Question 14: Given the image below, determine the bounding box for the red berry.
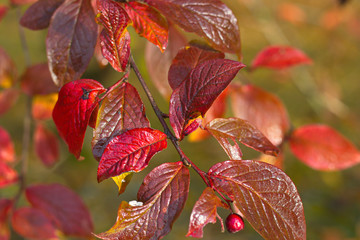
[225,213,244,233]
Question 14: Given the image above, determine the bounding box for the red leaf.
[230,84,290,146]
[0,161,18,188]
[32,93,58,120]
[97,128,167,182]
[251,46,312,70]
[290,125,360,170]
[97,0,131,72]
[0,5,8,22]
[0,89,19,116]
[20,0,64,30]
[145,26,187,99]
[34,123,59,168]
[52,79,105,159]
[97,162,189,240]
[168,41,225,90]
[0,127,15,163]
[124,2,168,51]
[47,0,97,86]
[20,63,59,95]
[88,103,99,128]
[0,199,12,240]
[11,207,57,239]
[92,81,150,161]
[26,183,94,238]
[0,47,17,88]
[169,59,245,140]
[144,0,241,56]
[206,118,279,160]
[186,187,228,238]
[209,160,306,240]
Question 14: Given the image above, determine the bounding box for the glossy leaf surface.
[47,0,97,86]
[209,160,306,240]
[206,118,279,160]
[169,59,245,139]
[0,89,19,116]
[32,93,58,120]
[0,161,18,188]
[97,162,189,240]
[0,199,12,240]
[93,81,149,160]
[11,207,57,239]
[230,84,290,146]
[0,127,15,163]
[52,79,105,159]
[124,2,168,51]
[251,46,312,70]
[20,0,64,30]
[186,187,228,238]
[144,0,241,55]
[290,125,360,170]
[34,123,59,168]
[97,128,167,182]
[26,183,94,238]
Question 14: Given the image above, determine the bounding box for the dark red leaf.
[209,160,306,240]
[97,0,131,72]
[26,183,94,238]
[32,93,58,120]
[20,63,59,95]
[124,2,168,51]
[20,0,64,30]
[186,187,228,238]
[97,162,189,240]
[230,84,290,146]
[0,127,15,163]
[0,89,19,116]
[92,81,149,161]
[169,59,245,140]
[0,161,18,188]
[144,0,241,55]
[47,0,97,86]
[88,103,99,128]
[0,5,8,22]
[251,46,312,70]
[168,41,225,90]
[0,199,12,240]
[52,79,105,159]
[145,25,187,99]
[290,124,360,170]
[206,118,279,160]
[34,123,59,168]
[11,207,57,239]
[0,47,16,88]
[97,127,167,182]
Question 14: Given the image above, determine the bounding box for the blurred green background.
[1,0,360,239]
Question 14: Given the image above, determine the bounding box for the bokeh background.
[1,0,360,239]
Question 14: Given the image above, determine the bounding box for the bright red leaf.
[168,41,225,90]
[230,84,290,146]
[92,81,150,161]
[34,123,59,168]
[144,0,241,56]
[0,199,12,240]
[97,0,131,72]
[0,5,8,22]
[26,183,94,238]
[206,118,279,160]
[0,127,14,163]
[97,162,189,240]
[169,59,245,140]
[11,207,57,239]
[47,0,97,86]
[52,79,105,159]
[97,127,167,182]
[0,89,19,116]
[209,160,306,240]
[124,2,168,51]
[251,45,312,70]
[0,161,18,188]
[186,187,228,238]
[20,0,64,30]
[290,124,360,170]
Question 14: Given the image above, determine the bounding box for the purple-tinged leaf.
[34,123,59,168]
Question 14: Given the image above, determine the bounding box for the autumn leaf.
[97,128,167,182]
[47,0,97,86]
[52,79,105,159]
[0,127,15,163]
[0,89,19,116]
[32,93,58,120]
[169,59,245,140]
[124,2,168,51]
[251,46,312,70]
[34,123,59,168]
[26,183,94,238]
[0,5,8,23]
[206,118,279,160]
[97,162,189,240]
[0,161,18,188]
[0,199,12,240]
[0,47,16,89]
[186,187,228,238]
[290,124,360,170]
[112,172,133,195]
[144,0,241,56]
[209,160,306,240]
